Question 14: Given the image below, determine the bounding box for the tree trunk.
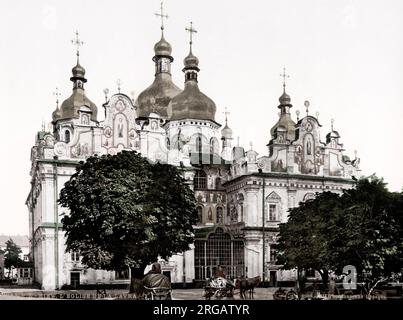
[318,269,329,291]
[129,266,146,295]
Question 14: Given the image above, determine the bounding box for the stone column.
[244,231,261,278]
[244,186,259,227]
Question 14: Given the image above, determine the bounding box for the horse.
[236,276,261,299]
[130,272,172,300]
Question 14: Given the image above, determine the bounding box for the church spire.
[57,31,98,123]
[183,21,199,82]
[221,107,233,144]
[278,67,292,113]
[155,1,168,37]
[186,21,197,55]
[52,87,61,122]
[153,1,173,74]
[280,66,289,94]
[70,30,87,90]
[270,67,296,142]
[71,30,83,65]
[136,2,181,119]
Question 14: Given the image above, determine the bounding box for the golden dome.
[168,81,216,122]
[136,73,182,118]
[154,35,172,57]
[58,61,97,122]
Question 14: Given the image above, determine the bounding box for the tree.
[330,176,403,293]
[59,151,198,293]
[275,191,342,288]
[4,238,23,278]
[276,175,403,294]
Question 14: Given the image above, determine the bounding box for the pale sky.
[1,0,402,235]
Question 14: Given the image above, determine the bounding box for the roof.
[0,235,30,248]
[137,73,182,118]
[59,88,98,122]
[168,81,216,122]
[190,152,231,166]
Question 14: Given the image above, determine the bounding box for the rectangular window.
[23,268,30,278]
[270,248,277,264]
[240,204,244,222]
[268,204,277,221]
[71,252,80,262]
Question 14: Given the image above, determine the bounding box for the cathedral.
[26,11,361,290]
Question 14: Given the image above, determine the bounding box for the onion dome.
[136,33,181,119]
[71,63,86,80]
[279,91,291,106]
[327,130,340,139]
[326,129,340,144]
[221,124,233,139]
[167,48,216,122]
[270,89,296,141]
[326,119,340,143]
[168,82,216,122]
[184,50,199,69]
[59,60,97,122]
[154,35,172,57]
[136,75,181,118]
[221,111,233,139]
[52,105,61,122]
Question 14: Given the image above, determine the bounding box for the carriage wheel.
[203,289,212,300]
[215,290,225,299]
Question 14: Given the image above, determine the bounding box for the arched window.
[194,228,245,280]
[196,136,202,153]
[237,194,244,222]
[266,192,281,222]
[210,138,219,154]
[194,170,207,189]
[65,130,70,143]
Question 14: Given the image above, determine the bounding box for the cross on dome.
[185,21,198,50]
[53,87,61,107]
[155,1,169,32]
[71,30,84,62]
[223,107,230,125]
[280,67,290,93]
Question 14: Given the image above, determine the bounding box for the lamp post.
[259,169,266,284]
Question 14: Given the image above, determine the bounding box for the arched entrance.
[194,227,244,280]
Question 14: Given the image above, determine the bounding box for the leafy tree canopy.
[59,151,198,277]
[276,175,403,286]
[4,238,23,269]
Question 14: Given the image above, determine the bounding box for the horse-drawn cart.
[143,286,172,300]
[203,277,235,300]
[140,271,172,300]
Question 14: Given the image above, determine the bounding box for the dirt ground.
[0,287,278,300]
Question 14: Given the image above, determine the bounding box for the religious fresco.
[100,94,138,154]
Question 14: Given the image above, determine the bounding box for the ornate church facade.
[26,18,360,290]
